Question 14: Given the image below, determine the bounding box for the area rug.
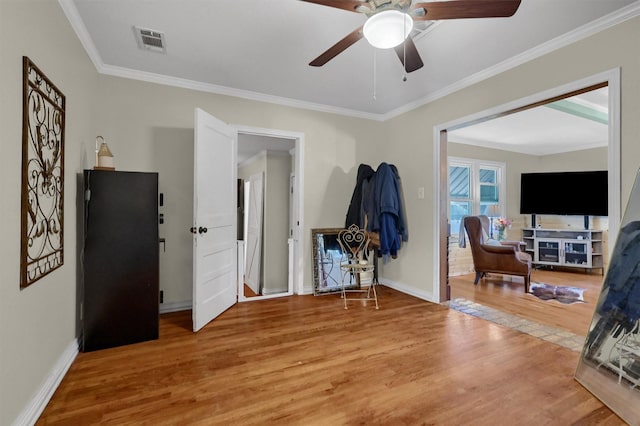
[529,282,585,304]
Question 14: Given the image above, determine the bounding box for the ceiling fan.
[302,0,522,73]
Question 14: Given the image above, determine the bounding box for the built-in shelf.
[522,228,604,274]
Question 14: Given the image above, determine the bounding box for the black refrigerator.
[80,170,159,352]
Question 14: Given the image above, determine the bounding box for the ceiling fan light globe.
[363,10,413,49]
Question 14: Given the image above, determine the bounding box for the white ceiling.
[449,86,609,156]
[61,0,638,155]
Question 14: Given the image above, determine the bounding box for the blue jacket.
[364,162,408,261]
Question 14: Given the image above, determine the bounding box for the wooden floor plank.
[37,286,622,425]
[450,269,604,336]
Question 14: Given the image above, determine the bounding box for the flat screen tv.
[520,171,608,216]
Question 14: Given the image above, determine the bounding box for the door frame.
[433,68,622,302]
[233,125,305,299]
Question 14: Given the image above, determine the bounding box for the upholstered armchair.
[463,216,532,292]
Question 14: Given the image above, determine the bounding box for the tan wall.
[2,1,640,424]
[0,1,99,424]
[263,153,292,294]
[91,75,386,302]
[238,153,267,181]
[154,127,195,306]
[377,17,640,299]
[238,151,291,295]
[1,2,385,422]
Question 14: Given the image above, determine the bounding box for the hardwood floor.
[450,268,604,336]
[244,283,258,298]
[37,286,622,425]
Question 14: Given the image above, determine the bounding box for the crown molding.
[57,0,382,121]
[97,64,384,121]
[58,0,105,70]
[59,0,640,122]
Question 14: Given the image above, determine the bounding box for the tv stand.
[522,228,604,274]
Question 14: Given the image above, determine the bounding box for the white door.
[192,108,237,332]
[244,172,264,295]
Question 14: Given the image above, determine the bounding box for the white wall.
[0,1,99,424]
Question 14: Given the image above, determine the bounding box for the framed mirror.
[312,228,357,295]
[575,170,640,424]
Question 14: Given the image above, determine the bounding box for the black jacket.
[345,164,375,228]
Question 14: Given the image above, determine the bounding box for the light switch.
[418,187,425,199]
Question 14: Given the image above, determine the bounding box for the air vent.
[134,26,166,53]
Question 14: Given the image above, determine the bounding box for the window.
[449,157,506,236]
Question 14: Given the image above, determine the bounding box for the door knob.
[198,226,208,234]
[189,227,197,234]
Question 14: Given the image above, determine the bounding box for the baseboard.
[12,339,79,426]
[379,277,438,303]
[262,288,288,296]
[159,300,192,314]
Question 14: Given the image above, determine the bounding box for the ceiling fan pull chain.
[373,48,377,101]
[402,15,408,82]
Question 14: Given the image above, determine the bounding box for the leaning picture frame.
[575,169,640,423]
[312,228,347,295]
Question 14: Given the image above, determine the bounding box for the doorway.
[235,126,304,302]
[433,69,621,304]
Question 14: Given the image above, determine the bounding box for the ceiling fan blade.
[394,37,424,73]
[309,26,364,67]
[411,0,521,20]
[299,0,368,13]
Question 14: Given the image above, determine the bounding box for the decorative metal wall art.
[20,56,66,288]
